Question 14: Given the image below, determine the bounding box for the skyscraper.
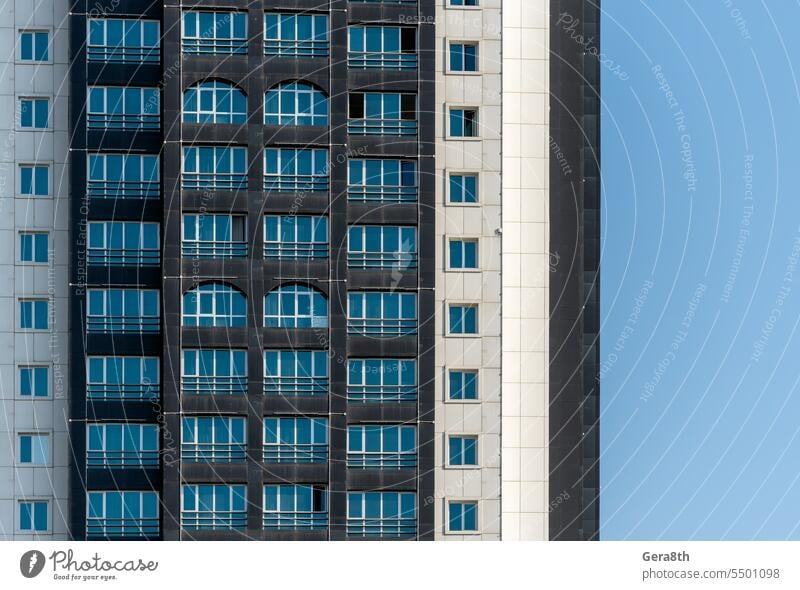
[1,0,599,541]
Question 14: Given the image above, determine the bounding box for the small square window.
[18,433,49,465]
[448,304,478,335]
[449,108,478,137]
[448,435,478,466]
[20,98,49,129]
[20,233,49,263]
[20,31,49,61]
[449,174,478,204]
[449,239,478,269]
[19,299,48,330]
[20,165,49,196]
[20,366,48,397]
[448,501,478,532]
[449,370,478,400]
[449,43,478,72]
[19,500,48,532]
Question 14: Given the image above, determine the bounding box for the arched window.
[264,81,328,126]
[183,80,247,124]
[264,285,327,328]
[183,282,247,327]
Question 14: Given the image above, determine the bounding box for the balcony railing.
[181,511,247,530]
[263,174,329,193]
[347,451,416,470]
[87,46,160,64]
[86,517,159,539]
[347,518,416,538]
[182,173,247,192]
[182,39,247,55]
[263,375,328,397]
[264,39,328,58]
[182,241,247,259]
[347,384,416,403]
[347,184,417,203]
[87,449,160,469]
[263,511,328,531]
[347,252,417,270]
[348,51,417,70]
[87,179,159,200]
[263,443,328,463]
[86,316,159,333]
[87,113,160,131]
[87,383,159,401]
[181,442,246,463]
[88,247,160,267]
[181,376,247,396]
[347,118,417,136]
[263,242,328,260]
[347,318,417,337]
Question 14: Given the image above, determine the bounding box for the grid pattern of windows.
[347,359,416,403]
[347,292,417,336]
[264,350,328,396]
[264,285,328,329]
[182,146,247,191]
[20,31,48,61]
[20,165,48,196]
[263,485,327,531]
[183,81,247,124]
[20,233,48,263]
[347,492,416,538]
[19,299,48,330]
[263,148,329,192]
[347,425,416,469]
[348,92,417,135]
[183,214,247,258]
[87,87,160,130]
[87,491,159,539]
[18,434,49,465]
[264,215,328,260]
[448,435,478,466]
[88,153,159,200]
[87,19,160,63]
[264,13,328,57]
[86,289,159,333]
[182,417,246,462]
[182,283,246,327]
[182,484,247,530]
[347,226,417,269]
[263,417,328,463]
[19,501,48,532]
[20,366,48,398]
[181,349,247,396]
[86,424,159,468]
[20,98,48,129]
[87,221,159,266]
[182,11,247,55]
[87,356,159,400]
[348,26,416,70]
[348,159,417,202]
[265,82,328,126]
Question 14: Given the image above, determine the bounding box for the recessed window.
[448,435,478,466]
[449,43,478,72]
[448,501,478,533]
[19,98,49,129]
[20,233,48,263]
[18,433,49,465]
[19,500,48,532]
[449,108,478,137]
[448,304,478,335]
[264,13,329,58]
[449,239,478,269]
[87,289,159,333]
[19,299,48,330]
[265,82,328,126]
[449,173,478,204]
[264,285,328,329]
[448,370,478,401]
[19,31,49,61]
[19,165,49,196]
[20,366,48,397]
[87,491,159,539]
[182,283,246,328]
[87,86,160,130]
[182,11,247,55]
[348,92,417,136]
[88,18,160,64]
[183,81,247,124]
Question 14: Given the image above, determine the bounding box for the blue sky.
[601,1,800,539]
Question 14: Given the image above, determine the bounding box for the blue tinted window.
[449,108,478,137]
[20,300,48,330]
[20,31,48,61]
[449,174,478,203]
[20,98,48,129]
[449,43,478,71]
[20,501,48,532]
[448,370,478,400]
[448,501,477,532]
[20,233,48,263]
[448,436,478,466]
[20,165,48,196]
[449,239,478,269]
[449,305,478,334]
[20,366,48,397]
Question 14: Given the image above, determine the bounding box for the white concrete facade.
[0,0,70,540]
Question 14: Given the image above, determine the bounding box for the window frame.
[348,92,418,136]
[447,237,480,271]
[18,499,50,533]
[18,365,49,398]
[347,358,417,403]
[86,86,160,130]
[446,368,480,403]
[87,221,160,267]
[263,12,330,57]
[181,348,248,396]
[447,40,480,74]
[17,432,50,466]
[447,302,479,336]
[264,285,329,329]
[19,232,49,264]
[347,225,418,270]
[263,147,329,193]
[446,500,480,534]
[18,298,49,331]
[182,213,248,258]
[182,282,247,328]
[87,355,160,401]
[346,424,417,470]
[348,25,417,70]
[263,215,329,260]
[181,11,248,55]
[447,106,480,139]
[182,146,248,192]
[446,434,479,468]
[86,289,159,333]
[18,163,50,197]
[264,81,329,126]
[183,80,248,124]
[88,152,160,200]
[263,349,329,397]
[263,484,328,531]
[181,484,247,531]
[19,30,50,62]
[446,171,480,206]
[87,18,160,63]
[18,97,49,130]
[86,422,160,468]
[181,416,247,462]
[86,490,159,539]
[347,158,418,203]
[347,291,418,337]
[263,416,329,463]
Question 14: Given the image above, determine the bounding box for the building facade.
[0,0,599,541]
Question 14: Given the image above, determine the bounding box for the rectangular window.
[87,86,160,130]
[448,239,478,269]
[182,416,246,462]
[20,31,49,61]
[448,435,478,466]
[88,153,159,200]
[264,350,328,397]
[88,221,160,266]
[19,299,48,330]
[182,11,247,55]
[347,491,416,538]
[19,165,49,196]
[19,98,48,129]
[87,19,160,63]
[348,159,417,203]
[449,173,478,203]
[19,501,48,532]
[19,366,48,397]
[448,370,478,400]
[347,292,417,336]
[87,289,159,333]
[87,491,159,539]
[18,433,49,465]
[348,26,416,70]
[448,501,478,532]
[348,93,417,136]
[449,108,479,137]
[263,417,328,463]
[264,13,329,57]
[449,42,478,72]
[87,356,159,400]
[181,484,247,530]
[181,349,247,396]
[263,215,328,260]
[19,233,48,263]
[182,146,247,191]
[347,359,416,403]
[347,225,417,269]
[263,148,329,193]
[347,425,416,469]
[448,304,478,335]
[182,214,247,258]
[263,485,327,531]
[87,423,159,468]
[450,0,478,5]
